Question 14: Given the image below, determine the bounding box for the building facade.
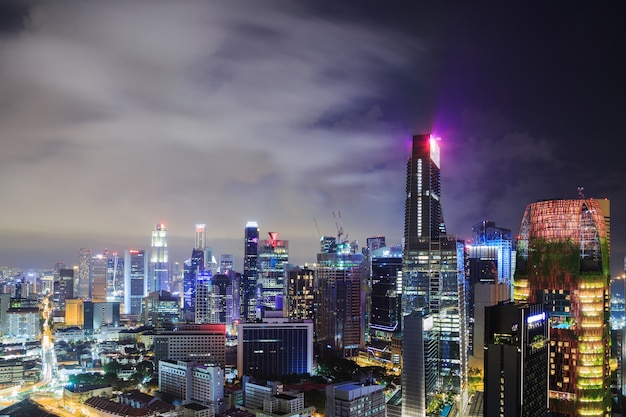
[242,221,259,322]
[513,197,611,416]
[484,302,548,417]
[314,240,365,358]
[325,381,386,417]
[285,265,315,321]
[124,249,147,315]
[149,223,169,293]
[257,232,288,315]
[467,221,514,357]
[401,134,468,410]
[237,318,313,378]
[153,324,226,367]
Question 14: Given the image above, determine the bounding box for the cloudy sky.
[1,1,624,277]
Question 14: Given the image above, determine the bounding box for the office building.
[90,252,108,300]
[184,247,205,322]
[52,268,74,320]
[149,223,169,293]
[467,221,514,357]
[5,305,40,339]
[153,324,226,366]
[124,249,148,315]
[257,232,288,315]
[107,251,124,300]
[484,302,548,417]
[143,290,181,329]
[401,134,468,410]
[401,312,437,417]
[237,317,313,378]
[195,270,213,324]
[369,245,402,364]
[219,254,234,273]
[285,265,315,321]
[315,239,365,358]
[83,300,120,334]
[76,247,92,299]
[513,196,611,416]
[326,380,386,417]
[158,360,223,407]
[243,221,259,321]
[203,272,238,335]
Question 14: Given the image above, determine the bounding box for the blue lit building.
[124,249,147,316]
[467,220,514,356]
[237,317,313,378]
[257,232,288,316]
[243,221,259,322]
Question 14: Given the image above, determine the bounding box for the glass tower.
[257,232,289,315]
[124,249,147,315]
[401,134,468,411]
[243,221,259,321]
[149,223,169,293]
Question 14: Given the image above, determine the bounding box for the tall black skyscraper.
[401,134,468,413]
[484,302,548,417]
[243,221,259,321]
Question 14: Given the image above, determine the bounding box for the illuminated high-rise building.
[242,221,259,321]
[124,249,147,315]
[369,245,403,364]
[467,221,513,357]
[286,265,315,321]
[183,225,207,321]
[149,223,169,293]
[107,252,124,300]
[90,253,108,300]
[219,254,234,273]
[513,196,611,416]
[257,232,288,315]
[76,248,92,299]
[315,240,364,358]
[483,302,548,417]
[401,134,468,411]
[195,224,206,251]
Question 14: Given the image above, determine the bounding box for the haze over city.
[1,1,624,277]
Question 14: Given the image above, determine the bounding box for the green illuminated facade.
[514,197,611,417]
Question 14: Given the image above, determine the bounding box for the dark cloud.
[0,1,624,278]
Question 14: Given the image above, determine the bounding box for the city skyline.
[0,2,625,277]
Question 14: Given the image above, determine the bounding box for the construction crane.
[333,210,348,243]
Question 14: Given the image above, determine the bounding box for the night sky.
[1,1,625,277]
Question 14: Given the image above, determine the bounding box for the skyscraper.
[76,248,92,299]
[242,221,259,321]
[401,312,438,417]
[285,265,315,321]
[149,223,169,293]
[184,224,207,322]
[257,232,288,315]
[513,196,611,416]
[124,249,147,315]
[90,253,108,300]
[467,221,513,357]
[369,245,403,364]
[401,134,468,410]
[315,239,364,358]
[484,302,548,417]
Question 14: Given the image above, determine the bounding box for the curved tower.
[514,197,611,417]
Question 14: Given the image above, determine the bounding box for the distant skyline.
[1,2,624,277]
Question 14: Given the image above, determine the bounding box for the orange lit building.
[514,196,611,416]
